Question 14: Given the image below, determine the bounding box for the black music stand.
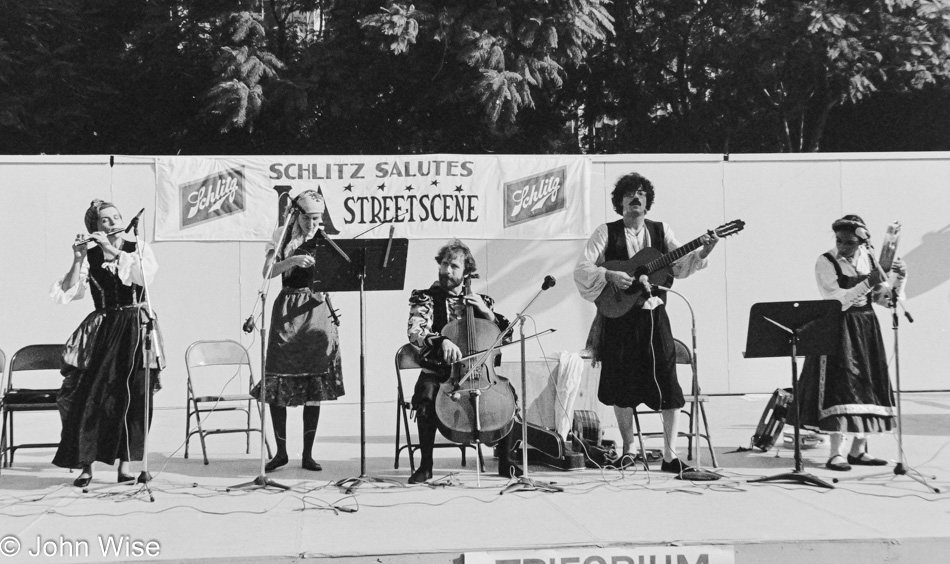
[744,300,841,489]
[304,236,409,493]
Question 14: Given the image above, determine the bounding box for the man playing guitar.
[573,172,718,475]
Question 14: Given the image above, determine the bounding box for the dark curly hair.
[610,172,655,215]
[435,239,477,275]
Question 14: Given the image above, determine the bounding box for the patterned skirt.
[250,288,344,407]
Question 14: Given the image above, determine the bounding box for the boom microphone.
[242,316,255,334]
[125,208,146,233]
[542,275,556,291]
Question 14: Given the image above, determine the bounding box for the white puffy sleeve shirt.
[574,222,708,308]
[815,246,906,311]
[49,242,159,304]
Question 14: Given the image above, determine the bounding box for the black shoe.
[302,457,323,471]
[660,458,694,474]
[265,454,289,472]
[826,456,852,471]
[847,453,888,466]
[408,467,432,484]
[117,473,136,484]
[73,475,92,488]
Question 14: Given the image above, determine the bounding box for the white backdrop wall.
[2,154,948,415]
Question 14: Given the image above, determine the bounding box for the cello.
[434,274,517,447]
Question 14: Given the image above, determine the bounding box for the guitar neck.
[645,237,703,273]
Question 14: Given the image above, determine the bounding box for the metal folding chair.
[393,343,482,472]
[0,344,64,468]
[185,340,270,464]
[633,337,718,467]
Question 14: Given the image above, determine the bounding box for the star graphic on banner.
[377,183,386,191]
[455,185,464,192]
[405,185,415,192]
[343,184,353,192]
[430,180,440,187]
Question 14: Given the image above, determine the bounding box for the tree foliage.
[358,0,614,133]
[0,0,112,153]
[203,11,285,133]
[580,0,950,153]
[2,0,950,155]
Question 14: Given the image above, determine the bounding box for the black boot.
[409,416,436,484]
[265,406,289,472]
[301,405,322,471]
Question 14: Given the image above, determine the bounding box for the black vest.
[822,251,875,308]
[605,219,669,302]
[86,241,145,311]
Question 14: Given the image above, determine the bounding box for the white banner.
[465,546,735,564]
[154,155,591,241]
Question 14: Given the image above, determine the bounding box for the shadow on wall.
[902,223,950,299]
[490,239,571,319]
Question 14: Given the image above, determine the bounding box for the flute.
[73,228,124,246]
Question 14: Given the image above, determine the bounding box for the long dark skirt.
[597,304,684,411]
[251,288,344,407]
[53,307,163,468]
[797,304,894,434]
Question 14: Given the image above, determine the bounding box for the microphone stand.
[501,277,562,494]
[229,208,298,492]
[656,286,720,481]
[858,286,938,492]
[129,215,156,500]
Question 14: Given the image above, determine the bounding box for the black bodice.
[822,252,867,290]
[281,247,313,289]
[86,241,145,310]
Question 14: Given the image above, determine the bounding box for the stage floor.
[1,393,948,564]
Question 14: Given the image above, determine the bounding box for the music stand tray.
[302,236,408,293]
[300,235,409,492]
[743,300,842,489]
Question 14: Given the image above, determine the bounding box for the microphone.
[242,316,255,333]
[542,275,556,291]
[125,208,145,233]
[383,224,395,268]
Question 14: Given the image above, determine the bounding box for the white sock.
[829,433,847,460]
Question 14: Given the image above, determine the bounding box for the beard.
[439,271,463,291]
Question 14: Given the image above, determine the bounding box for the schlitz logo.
[180,167,246,229]
[504,166,566,227]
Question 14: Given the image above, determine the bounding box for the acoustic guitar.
[594,219,746,318]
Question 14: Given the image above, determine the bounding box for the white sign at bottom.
[465,546,736,564]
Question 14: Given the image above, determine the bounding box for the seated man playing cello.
[406,239,515,484]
